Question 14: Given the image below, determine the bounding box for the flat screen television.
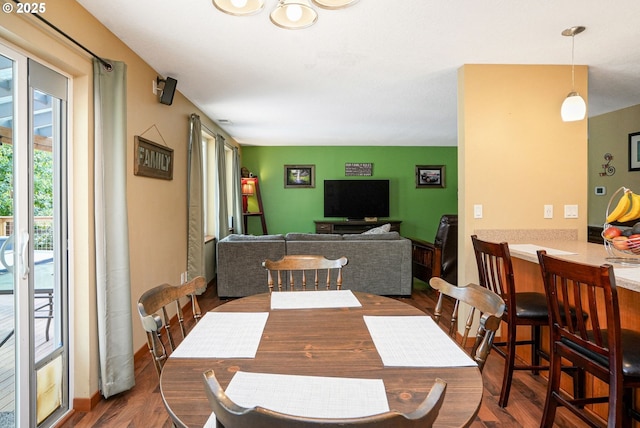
[324,179,390,220]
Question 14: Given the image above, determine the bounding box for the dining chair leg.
[531,325,541,376]
[499,323,518,407]
[540,347,562,428]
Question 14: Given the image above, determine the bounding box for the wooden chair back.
[262,255,348,292]
[203,369,446,428]
[471,235,515,309]
[429,277,505,372]
[137,276,205,377]
[537,250,627,426]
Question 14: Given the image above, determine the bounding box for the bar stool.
[537,250,640,428]
[471,235,551,407]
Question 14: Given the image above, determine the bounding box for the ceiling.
[77,0,640,147]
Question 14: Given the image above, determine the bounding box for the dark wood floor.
[58,282,587,428]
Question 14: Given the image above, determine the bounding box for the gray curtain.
[93,59,135,398]
[230,147,243,235]
[215,134,231,238]
[187,114,205,282]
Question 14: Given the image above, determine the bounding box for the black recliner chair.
[412,214,458,285]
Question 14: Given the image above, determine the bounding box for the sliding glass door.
[0,43,69,428]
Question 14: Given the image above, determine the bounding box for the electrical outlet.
[564,204,579,219]
[473,204,483,219]
[544,205,553,219]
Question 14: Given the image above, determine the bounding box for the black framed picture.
[416,165,445,188]
[284,164,315,188]
[629,132,640,171]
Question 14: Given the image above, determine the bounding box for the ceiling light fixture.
[212,0,265,16]
[213,0,357,29]
[560,26,587,122]
[311,0,359,9]
[270,0,317,29]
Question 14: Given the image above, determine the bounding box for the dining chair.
[262,255,348,292]
[137,276,205,377]
[429,277,506,372]
[202,369,447,428]
[471,235,554,407]
[537,250,640,428]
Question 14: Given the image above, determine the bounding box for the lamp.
[560,26,587,122]
[311,0,359,9]
[242,181,255,213]
[270,0,318,30]
[213,0,357,30]
[212,0,264,16]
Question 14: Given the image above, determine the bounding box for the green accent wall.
[241,146,457,241]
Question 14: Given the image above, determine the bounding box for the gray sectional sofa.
[216,232,412,298]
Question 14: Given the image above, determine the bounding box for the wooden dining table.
[160,291,483,428]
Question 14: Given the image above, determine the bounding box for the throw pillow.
[362,223,391,235]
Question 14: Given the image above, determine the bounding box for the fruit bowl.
[602,186,640,264]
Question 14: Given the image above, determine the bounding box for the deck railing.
[0,216,54,251]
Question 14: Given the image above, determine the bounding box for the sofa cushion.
[223,233,285,242]
[285,233,343,241]
[344,231,401,241]
[362,223,391,234]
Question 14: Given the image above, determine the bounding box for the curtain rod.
[11,0,113,71]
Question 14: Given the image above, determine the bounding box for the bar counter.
[506,239,640,337]
[506,239,640,426]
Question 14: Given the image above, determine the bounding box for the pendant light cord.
[571,34,576,91]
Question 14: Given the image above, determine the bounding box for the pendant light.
[270,0,318,30]
[560,26,587,122]
[311,0,359,9]
[212,0,265,16]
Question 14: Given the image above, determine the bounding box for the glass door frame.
[0,41,70,428]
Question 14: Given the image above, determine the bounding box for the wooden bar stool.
[471,235,552,407]
[537,250,640,428]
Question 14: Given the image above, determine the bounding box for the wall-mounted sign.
[134,136,173,180]
[345,162,373,176]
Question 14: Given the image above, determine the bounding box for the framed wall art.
[629,132,640,171]
[416,165,445,188]
[284,164,315,188]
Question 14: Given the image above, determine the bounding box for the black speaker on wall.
[159,76,177,105]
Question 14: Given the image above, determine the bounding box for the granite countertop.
[507,240,640,293]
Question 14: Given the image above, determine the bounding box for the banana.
[617,192,640,223]
[606,188,633,223]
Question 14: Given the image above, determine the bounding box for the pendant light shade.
[560,26,586,122]
[561,91,587,122]
[311,0,359,9]
[270,0,318,29]
[212,0,264,16]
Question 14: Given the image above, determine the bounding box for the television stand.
[314,220,401,235]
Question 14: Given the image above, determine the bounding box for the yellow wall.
[0,0,234,402]
[588,104,640,225]
[458,64,588,287]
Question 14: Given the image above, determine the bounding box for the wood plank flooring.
[57,281,587,428]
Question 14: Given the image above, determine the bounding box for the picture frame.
[284,164,315,188]
[629,132,640,171]
[416,165,445,188]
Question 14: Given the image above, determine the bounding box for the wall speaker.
[158,76,177,105]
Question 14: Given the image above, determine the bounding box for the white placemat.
[270,289,362,309]
[170,311,268,358]
[364,315,477,367]
[613,267,640,282]
[224,371,389,419]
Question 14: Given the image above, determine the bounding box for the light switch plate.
[544,205,553,219]
[473,204,483,219]
[564,204,578,219]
